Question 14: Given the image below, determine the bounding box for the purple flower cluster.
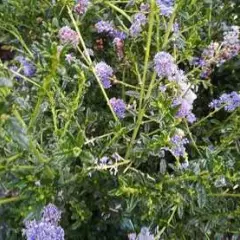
[173,98,196,123]
[95,62,113,89]
[154,52,197,122]
[129,13,147,37]
[94,61,126,120]
[65,53,76,64]
[128,227,154,240]
[140,3,150,12]
[223,26,240,51]
[209,91,240,112]
[42,203,61,225]
[58,26,79,48]
[23,61,36,77]
[95,153,121,175]
[110,97,126,119]
[23,204,64,240]
[156,0,175,17]
[74,0,89,15]
[170,134,189,157]
[196,26,240,78]
[154,52,178,79]
[95,21,126,40]
[173,22,179,33]
[154,53,189,83]
[11,56,36,78]
[95,20,114,34]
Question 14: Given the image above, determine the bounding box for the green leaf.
[196,183,207,208]
[160,159,167,174]
[80,151,95,166]
[0,78,13,87]
[5,117,29,149]
[0,196,22,205]
[42,165,55,180]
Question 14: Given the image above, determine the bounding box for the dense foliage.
[0,0,240,239]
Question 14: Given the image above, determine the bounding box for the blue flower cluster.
[209,91,240,112]
[128,226,154,240]
[74,0,89,15]
[10,56,36,79]
[129,13,147,37]
[154,52,177,79]
[154,51,197,123]
[110,97,126,119]
[58,26,79,48]
[173,98,196,123]
[128,2,150,38]
[95,61,113,89]
[140,3,150,12]
[42,203,62,225]
[95,20,126,40]
[156,0,175,17]
[23,203,64,240]
[195,26,240,78]
[170,134,189,158]
[94,19,127,118]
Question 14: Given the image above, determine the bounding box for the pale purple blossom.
[140,3,150,12]
[129,13,147,37]
[173,22,179,33]
[170,134,189,157]
[95,21,126,39]
[154,52,178,79]
[113,31,127,40]
[23,220,64,240]
[74,0,89,15]
[186,113,196,123]
[65,53,76,64]
[128,233,137,240]
[223,26,239,48]
[23,62,36,77]
[169,69,186,82]
[173,98,196,123]
[58,26,79,48]
[42,203,62,225]
[96,154,120,175]
[209,91,240,112]
[154,52,197,121]
[95,21,114,34]
[196,26,240,78]
[156,0,175,17]
[175,99,192,117]
[159,85,167,92]
[137,227,154,240]
[110,98,126,119]
[14,56,36,78]
[23,204,64,240]
[95,62,113,89]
